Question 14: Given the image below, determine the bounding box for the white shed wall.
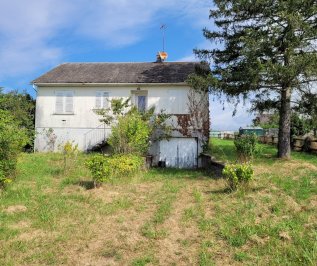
[159,138,198,168]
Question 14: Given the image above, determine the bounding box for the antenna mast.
[160,24,167,52]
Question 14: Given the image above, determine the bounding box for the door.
[159,138,198,168]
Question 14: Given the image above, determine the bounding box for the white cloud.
[0,0,212,81]
[210,100,255,131]
[178,54,198,62]
[0,0,73,80]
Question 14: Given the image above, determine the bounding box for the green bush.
[222,163,254,191]
[0,110,28,186]
[0,169,12,188]
[234,134,258,162]
[96,99,171,156]
[108,110,151,155]
[59,140,79,173]
[0,89,35,150]
[85,154,144,184]
[302,136,313,153]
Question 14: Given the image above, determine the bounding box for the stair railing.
[84,124,111,151]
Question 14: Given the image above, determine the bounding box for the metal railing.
[84,124,111,151]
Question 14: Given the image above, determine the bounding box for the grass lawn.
[0,140,316,265]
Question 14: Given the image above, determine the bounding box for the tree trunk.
[278,87,292,158]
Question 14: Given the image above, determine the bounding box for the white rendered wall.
[34,84,191,152]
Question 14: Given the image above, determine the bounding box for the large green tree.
[0,89,35,149]
[191,0,317,158]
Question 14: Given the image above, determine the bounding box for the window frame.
[95,91,110,109]
[54,90,74,115]
[132,90,148,112]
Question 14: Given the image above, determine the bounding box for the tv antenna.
[160,24,167,52]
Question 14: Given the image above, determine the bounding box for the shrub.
[0,110,28,187]
[234,134,258,162]
[302,136,313,152]
[59,140,79,173]
[96,99,171,156]
[0,89,35,150]
[222,163,254,191]
[108,110,151,155]
[0,169,12,188]
[85,154,144,185]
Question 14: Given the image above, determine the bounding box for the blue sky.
[0,0,254,130]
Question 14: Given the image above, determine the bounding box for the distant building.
[239,127,264,136]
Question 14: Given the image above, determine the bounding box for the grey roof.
[32,62,200,84]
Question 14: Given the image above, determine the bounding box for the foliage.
[290,113,312,137]
[191,1,317,159]
[0,89,35,149]
[96,98,171,155]
[0,169,12,188]
[234,134,259,162]
[222,163,254,191]
[295,92,317,136]
[254,111,313,137]
[302,136,313,153]
[253,112,279,129]
[85,154,144,184]
[95,98,130,125]
[59,140,79,173]
[0,110,28,186]
[108,108,151,155]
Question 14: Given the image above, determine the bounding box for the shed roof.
[32,62,200,84]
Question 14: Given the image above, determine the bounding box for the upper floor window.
[168,89,185,114]
[55,91,74,114]
[95,91,109,109]
[133,91,147,112]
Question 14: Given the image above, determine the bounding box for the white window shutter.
[65,91,73,113]
[103,92,109,108]
[95,91,102,109]
[55,92,64,114]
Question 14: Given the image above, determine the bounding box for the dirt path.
[156,182,201,265]
[64,182,164,265]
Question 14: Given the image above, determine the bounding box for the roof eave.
[32,82,189,87]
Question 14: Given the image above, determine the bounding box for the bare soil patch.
[5,205,27,214]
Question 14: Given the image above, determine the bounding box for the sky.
[0,0,254,130]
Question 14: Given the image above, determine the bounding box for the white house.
[32,59,209,168]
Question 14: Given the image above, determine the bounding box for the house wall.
[34,83,209,167]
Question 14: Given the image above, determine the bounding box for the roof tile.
[32,62,200,84]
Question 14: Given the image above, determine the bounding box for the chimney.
[156,51,168,63]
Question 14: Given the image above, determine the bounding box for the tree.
[190,1,317,158]
[294,91,317,136]
[0,89,35,149]
[95,98,171,155]
[0,110,28,185]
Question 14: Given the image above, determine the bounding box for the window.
[55,91,74,114]
[133,91,147,112]
[95,91,109,109]
[137,95,146,112]
[168,89,184,114]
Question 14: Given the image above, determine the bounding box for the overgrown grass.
[208,138,317,265]
[0,147,316,265]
